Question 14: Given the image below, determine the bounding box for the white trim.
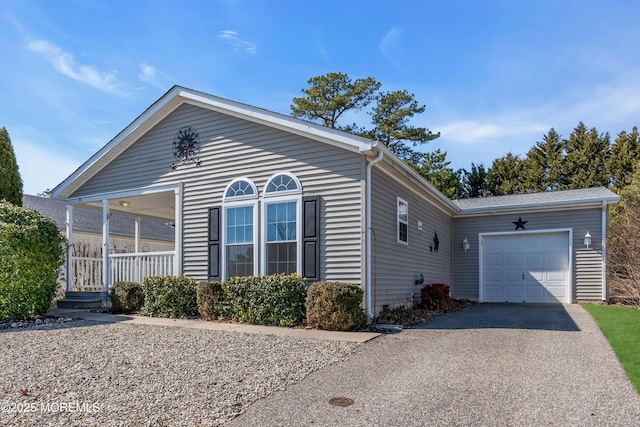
[365,151,384,318]
[397,197,409,245]
[102,200,110,294]
[65,204,73,292]
[221,200,259,280]
[65,183,180,205]
[260,194,303,276]
[478,228,573,304]
[174,183,182,275]
[223,177,258,201]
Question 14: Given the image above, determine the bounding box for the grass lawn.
[583,304,640,393]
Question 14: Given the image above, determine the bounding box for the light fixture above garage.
[584,231,592,248]
[119,200,130,207]
[462,237,470,252]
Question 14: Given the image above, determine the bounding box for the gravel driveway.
[229,303,640,426]
[0,320,359,426]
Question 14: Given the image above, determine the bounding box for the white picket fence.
[71,252,176,291]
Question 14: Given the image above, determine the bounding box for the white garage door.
[481,231,570,303]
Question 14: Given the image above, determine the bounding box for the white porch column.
[135,216,141,253]
[65,204,73,292]
[102,200,110,292]
[174,185,182,275]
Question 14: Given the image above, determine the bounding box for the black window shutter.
[208,207,221,280]
[302,196,320,282]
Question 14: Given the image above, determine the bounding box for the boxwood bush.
[224,273,307,327]
[140,275,198,318]
[110,281,144,314]
[0,201,65,321]
[305,281,368,331]
[197,280,229,320]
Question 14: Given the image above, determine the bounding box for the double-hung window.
[223,178,258,278]
[262,173,302,275]
[397,197,408,244]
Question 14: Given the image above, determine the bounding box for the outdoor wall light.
[584,231,592,248]
[462,237,470,252]
[119,200,130,207]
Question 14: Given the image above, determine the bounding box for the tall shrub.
[306,281,368,331]
[224,273,307,327]
[0,127,23,206]
[0,201,65,321]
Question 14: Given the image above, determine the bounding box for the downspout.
[365,150,384,318]
[601,201,607,301]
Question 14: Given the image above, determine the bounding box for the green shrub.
[418,283,451,310]
[305,281,368,331]
[225,273,307,327]
[140,275,198,318]
[110,281,144,314]
[197,281,229,320]
[0,201,65,321]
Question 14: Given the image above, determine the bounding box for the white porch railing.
[70,251,176,291]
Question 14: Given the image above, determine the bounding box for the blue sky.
[2,0,640,195]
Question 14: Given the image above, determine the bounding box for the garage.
[480,230,570,303]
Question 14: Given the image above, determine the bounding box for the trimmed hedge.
[140,275,198,318]
[306,281,368,331]
[224,273,307,327]
[0,201,65,321]
[197,281,229,320]
[110,281,144,314]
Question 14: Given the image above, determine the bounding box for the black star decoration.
[513,217,528,230]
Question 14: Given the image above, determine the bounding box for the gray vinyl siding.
[71,103,365,283]
[452,207,604,302]
[370,167,453,313]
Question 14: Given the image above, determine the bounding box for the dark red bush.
[419,283,451,310]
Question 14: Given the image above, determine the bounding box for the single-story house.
[51,86,619,315]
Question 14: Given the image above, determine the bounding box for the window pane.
[227,244,253,277]
[266,242,297,275]
[267,204,276,222]
[287,202,296,220]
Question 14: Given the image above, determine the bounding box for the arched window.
[224,178,258,201]
[262,173,302,275]
[264,173,301,196]
[222,178,258,278]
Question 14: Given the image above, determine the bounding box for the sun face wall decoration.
[172,126,202,169]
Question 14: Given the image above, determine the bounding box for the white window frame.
[397,197,409,245]
[261,172,303,276]
[222,178,259,279]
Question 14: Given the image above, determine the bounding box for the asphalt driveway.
[228,303,640,426]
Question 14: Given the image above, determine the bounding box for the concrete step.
[58,291,104,309]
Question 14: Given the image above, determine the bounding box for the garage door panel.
[481,231,569,303]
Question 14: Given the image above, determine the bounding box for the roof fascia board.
[454,199,617,218]
[65,183,180,205]
[178,90,374,154]
[373,144,460,215]
[52,86,184,199]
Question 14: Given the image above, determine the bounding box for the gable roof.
[453,187,620,215]
[23,194,175,241]
[52,85,377,200]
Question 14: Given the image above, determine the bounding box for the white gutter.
[365,150,384,318]
[602,201,608,301]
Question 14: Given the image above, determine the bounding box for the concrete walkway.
[45,308,380,343]
[227,303,640,427]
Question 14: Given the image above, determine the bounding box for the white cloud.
[379,27,403,68]
[218,30,257,53]
[27,39,124,95]
[137,62,171,90]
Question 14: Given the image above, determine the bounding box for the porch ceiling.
[81,191,175,221]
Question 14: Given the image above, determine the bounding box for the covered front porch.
[63,185,181,307]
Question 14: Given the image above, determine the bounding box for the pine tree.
[461,163,489,198]
[607,127,640,193]
[563,122,610,189]
[521,128,565,192]
[414,149,462,199]
[487,152,523,196]
[0,127,23,206]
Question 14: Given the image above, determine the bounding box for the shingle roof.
[453,187,619,213]
[22,194,174,241]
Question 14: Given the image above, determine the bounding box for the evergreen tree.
[487,152,523,196]
[521,128,565,192]
[0,127,23,206]
[461,163,489,198]
[414,149,462,199]
[607,127,640,193]
[563,122,610,189]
